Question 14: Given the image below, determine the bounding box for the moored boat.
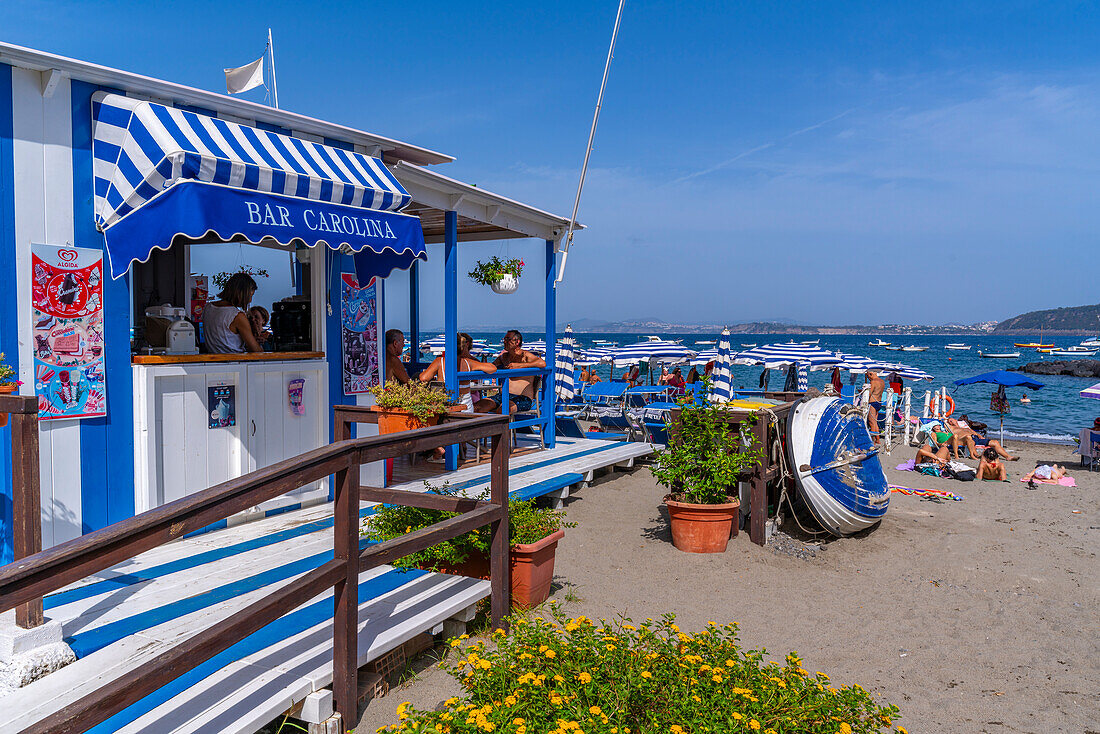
[868,338,891,347]
[740,343,757,348]
[945,343,971,350]
[1051,348,1098,358]
[979,351,1021,358]
[900,345,928,352]
[787,396,890,536]
[1080,337,1100,348]
[1014,342,1054,349]
[800,339,820,345]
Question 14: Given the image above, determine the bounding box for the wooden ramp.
[3,438,652,734]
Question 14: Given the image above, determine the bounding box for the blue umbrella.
[953,370,1044,390]
[711,328,734,402]
[734,342,840,370]
[610,340,697,366]
[953,370,1044,443]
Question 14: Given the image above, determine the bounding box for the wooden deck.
[2,437,653,733]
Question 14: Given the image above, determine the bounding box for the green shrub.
[649,380,764,505]
[362,483,574,571]
[383,610,903,734]
[468,256,525,287]
[370,380,454,422]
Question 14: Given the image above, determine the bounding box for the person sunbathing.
[1022,463,1066,487]
[947,416,1018,460]
[915,433,950,468]
[977,447,1008,481]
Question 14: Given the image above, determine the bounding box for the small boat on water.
[800,339,820,345]
[740,343,757,348]
[787,396,890,536]
[868,339,891,347]
[1080,337,1100,348]
[884,345,903,351]
[1051,348,1098,358]
[900,345,928,352]
[694,340,716,345]
[1014,342,1054,349]
[945,344,971,350]
[979,351,1021,358]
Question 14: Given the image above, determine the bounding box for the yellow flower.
[513,719,525,726]
[897,728,909,734]
[553,674,564,682]
[577,672,592,684]
[641,671,652,679]
[396,702,410,719]
[589,706,602,716]
[445,698,459,706]
[711,674,722,683]
[478,659,492,669]
[692,695,701,703]
[670,727,684,734]
[504,696,516,706]
[544,649,557,659]
[450,639,462,648]
[605,644,616,651]
[732,713,743,721]
[670,624,680,633]
[725,659,735,667]
[839,725,852,734]
[749,721,761,731]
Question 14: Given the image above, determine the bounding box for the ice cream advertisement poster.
[340,273,378,395]
[31,244,106,420]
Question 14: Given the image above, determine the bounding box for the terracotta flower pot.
[665,496,741,553]
[0,383,17,394]
[370,404,467,435]
[510,529,565,608]
[416,529,566,608]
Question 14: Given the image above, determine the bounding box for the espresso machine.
[271,298,312,351]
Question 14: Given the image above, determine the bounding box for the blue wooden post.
[408,260,420,362]
[444,210,459,470]
[543,239,557,448]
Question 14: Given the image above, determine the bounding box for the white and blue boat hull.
[787,397,890,536]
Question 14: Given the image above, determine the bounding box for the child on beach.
[977,447,1008,481]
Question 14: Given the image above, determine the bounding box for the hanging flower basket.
[490,274,519,295]
[469,256,524,294]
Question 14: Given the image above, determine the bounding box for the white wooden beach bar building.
[0,40,579,564]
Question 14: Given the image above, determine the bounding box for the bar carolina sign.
[102,180,427,280]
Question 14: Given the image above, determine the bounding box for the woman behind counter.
[202,273,263,353]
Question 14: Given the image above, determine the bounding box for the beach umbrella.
[521,340,548,353]
[733,342,841,370]
[418,335,493,356]
[832,352,879,372]
[876,362,934,382]
[609,340,697,367]
[953,370,1044,443]
[797,363,808,391]
[574,347,613,366]
[1081,382,1100,400]
[554,327,576,403]
[711,328,734,402]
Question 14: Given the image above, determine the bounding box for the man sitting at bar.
[489,330,546,414]
[202,273,263,353]
[384,329,411,384]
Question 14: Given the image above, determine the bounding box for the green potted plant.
[368,379,459,434]
[210,265,269,289]
[363,483,574,608]
[0,353,21,394]
[649,382,763,553]
[468,256,524,294]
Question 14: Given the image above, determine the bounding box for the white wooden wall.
[11,68,84,548]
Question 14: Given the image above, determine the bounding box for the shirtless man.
[866,370,886,444]
[490,330,546,414]
[384,329,410,385]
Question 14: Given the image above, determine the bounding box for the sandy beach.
[355,439,1097,733]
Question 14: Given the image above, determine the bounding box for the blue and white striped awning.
[1081,382,1100,400]
[91,93,426,280]
[733,342,840,370]
[710,329,734,402]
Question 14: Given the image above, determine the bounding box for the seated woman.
[666,366,686,392]
[947,416,1018,461]
[915,431,951,468]
[621,365,641,387]
[202,273,263,354]
[977,447,1008,481]
[686,366,701,384]
[418,332,497,413]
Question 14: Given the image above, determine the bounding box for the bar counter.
[132,351,325,365]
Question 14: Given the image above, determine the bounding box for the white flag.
[224,56,265,94]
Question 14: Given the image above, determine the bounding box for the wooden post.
[332,461,359,725]
[748,416,768,546]
[489,428,511,630]
[12,406,44,629]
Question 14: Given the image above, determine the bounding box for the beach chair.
[1088,430,1100,472]
[581,381,629,407]
[625,384,670,409]
[643,421,670,445]
[598,409,644,441]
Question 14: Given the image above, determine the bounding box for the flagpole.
[267,28,280,109]
[556,0,625,285]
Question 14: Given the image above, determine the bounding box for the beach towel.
[895,459,916,471]
[1018,476,1076,487]
[889,484,964,501]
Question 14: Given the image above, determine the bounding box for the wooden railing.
[0,394,43,629]
[0,408,511,734]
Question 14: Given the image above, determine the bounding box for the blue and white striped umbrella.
[610,340,697,366]
[832,352,880,372]
[418,335,494,357]
[555,327,577,402]
[797,363,808,391]
[733,342,841,370]
[574,347,615,366]
[1081,382,1100,400]
[711,329,735,401]
[688,350,718,366]
[876,362,934,381]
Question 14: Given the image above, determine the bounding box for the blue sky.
[3,1,1099,328]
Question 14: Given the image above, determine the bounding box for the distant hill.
[993,304,1100,335]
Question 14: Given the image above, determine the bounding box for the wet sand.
[356,440,1098,733]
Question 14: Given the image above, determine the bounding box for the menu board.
[31,244,106,420]
[340,273,378,395]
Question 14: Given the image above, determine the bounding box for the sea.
[465,331,1097,445]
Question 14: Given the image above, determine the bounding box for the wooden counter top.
[132,351,325,365]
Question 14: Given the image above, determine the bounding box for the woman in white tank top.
[201,273,263,354]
